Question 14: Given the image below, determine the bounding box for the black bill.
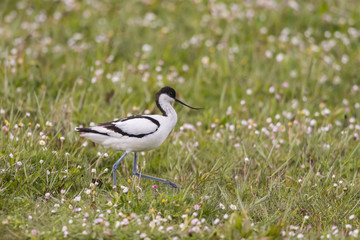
[175,98,203,110]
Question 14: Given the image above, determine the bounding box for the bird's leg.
[112,152,128,187]
[132,152,180,189]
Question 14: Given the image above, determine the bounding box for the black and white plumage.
[75,87,201,188]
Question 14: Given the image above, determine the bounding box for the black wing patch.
[77,116,160,139]
[76,127,109,136]
[120,115,160,125]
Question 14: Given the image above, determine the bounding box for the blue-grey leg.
[112,152,128,186]
[132,152,180,189]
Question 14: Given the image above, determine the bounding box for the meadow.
[1,0,360,239]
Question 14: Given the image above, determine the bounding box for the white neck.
[161,102,177,119]
[157,95,178,126]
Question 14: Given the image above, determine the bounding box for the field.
[1,0,360,239]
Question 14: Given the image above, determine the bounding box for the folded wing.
[76,115,160,139]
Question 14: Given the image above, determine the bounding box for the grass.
[1,0,360,239]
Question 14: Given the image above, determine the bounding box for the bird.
[75,86,202,189]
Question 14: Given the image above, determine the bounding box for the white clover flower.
[115,221,121,228]
[121,186,129,193]
[213,218,220,225]
[230,204,237,210]
[276,53,284,62]
[265,50,273,58]
[142,44,152,52]
[201,56,210,65]
[321,108,331,116]
[192,226,200,233]
[350,229,359,237]
[269,86,275,93]
[191,218,199,225]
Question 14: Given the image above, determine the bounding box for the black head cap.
[156,86,176,99]
[155,87,176,116]
[155,86,202,116]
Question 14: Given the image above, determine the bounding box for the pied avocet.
[76,87,201,189]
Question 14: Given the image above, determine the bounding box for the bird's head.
[156,87,202,110]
